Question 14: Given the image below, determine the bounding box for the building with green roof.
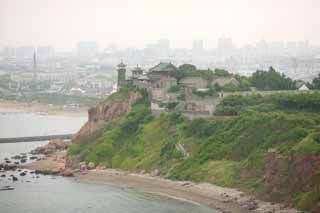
[149,62,177,74]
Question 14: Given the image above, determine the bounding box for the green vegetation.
[221,74,252,92]
[69,90,320,211]
[312,73,320,89]
[172,64,302,92]
[167,85,180,93]
[213,68,231,77]
[250,66,296,90]
[178,64,197,72]
[171,64,197,83]
[214,92,320,115]
[172,64,233,84]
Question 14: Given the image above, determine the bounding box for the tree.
[172,64,197,83]
[214,69,230,77]
[172,69,188,84]
[312,73,320,89]
[250,67,296,91]
[178,64,197,72]
[199,69,215,87]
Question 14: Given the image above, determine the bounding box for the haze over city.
[2,1,320,213]
[1,0,320,49]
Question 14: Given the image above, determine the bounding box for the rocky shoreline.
[5,140,298,213]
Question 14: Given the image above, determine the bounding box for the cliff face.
[72,91,141,144]
[67,91,320,211]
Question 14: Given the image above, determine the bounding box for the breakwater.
[0,134,73,143]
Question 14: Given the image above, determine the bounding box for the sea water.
[0,109,218,213]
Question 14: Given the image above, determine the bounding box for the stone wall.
[133,72,318,120]
[180,77,208,88]
[212,77,239,86]
[149,90,318,119]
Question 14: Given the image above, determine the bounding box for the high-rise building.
[217,37,234,51]
[77,41,99,58]
[37,46,54,60]
[33,51,37,70]
[157,39,170,56]
[3,46,16,58]
[157,39,170,51]
[192,40,204,51]
[16,46,34,59]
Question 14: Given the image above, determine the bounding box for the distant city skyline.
[1,0,320,50]
[0,38,316,53]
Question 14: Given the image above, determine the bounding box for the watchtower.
[117,61,126,91]
[132,65,143,79]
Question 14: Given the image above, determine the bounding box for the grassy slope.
[69,91,320,210]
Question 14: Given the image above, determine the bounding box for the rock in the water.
[3,164,17,171]
[1,174,6,178]
[29,156,38,160]
[35,169,60,175]
[20,159,27,163]
[10,175,18,181]
[87,162,95,170]
[20,172,27,176]
[61,169,74,177]
[11,155,22,160]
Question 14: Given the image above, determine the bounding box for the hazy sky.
[1,0,320,49]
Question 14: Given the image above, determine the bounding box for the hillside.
[68,87,320,211]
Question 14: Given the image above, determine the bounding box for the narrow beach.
[22,150,299,213]
[0,101,87,117]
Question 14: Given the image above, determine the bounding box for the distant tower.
[117,61,126,91]
[132,65,143,79]
[33,50,37,69]
[33,50,37,78]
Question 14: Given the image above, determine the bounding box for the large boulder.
[79,162,87,171]
[31,139,69,155]
[151,169,160,176]
[61,169,74,177]
[87,162,95,170]
[96,165,106,170]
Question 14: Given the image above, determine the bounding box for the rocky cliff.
[67,89,320,211]
[72,90,141,144]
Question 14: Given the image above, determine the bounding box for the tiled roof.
[138,75,149,80]
[148,62,177,72]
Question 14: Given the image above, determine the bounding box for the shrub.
[167,85,180,93]
[68,144,86,155]
[165,102,179,110]
[160,141,183,160]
